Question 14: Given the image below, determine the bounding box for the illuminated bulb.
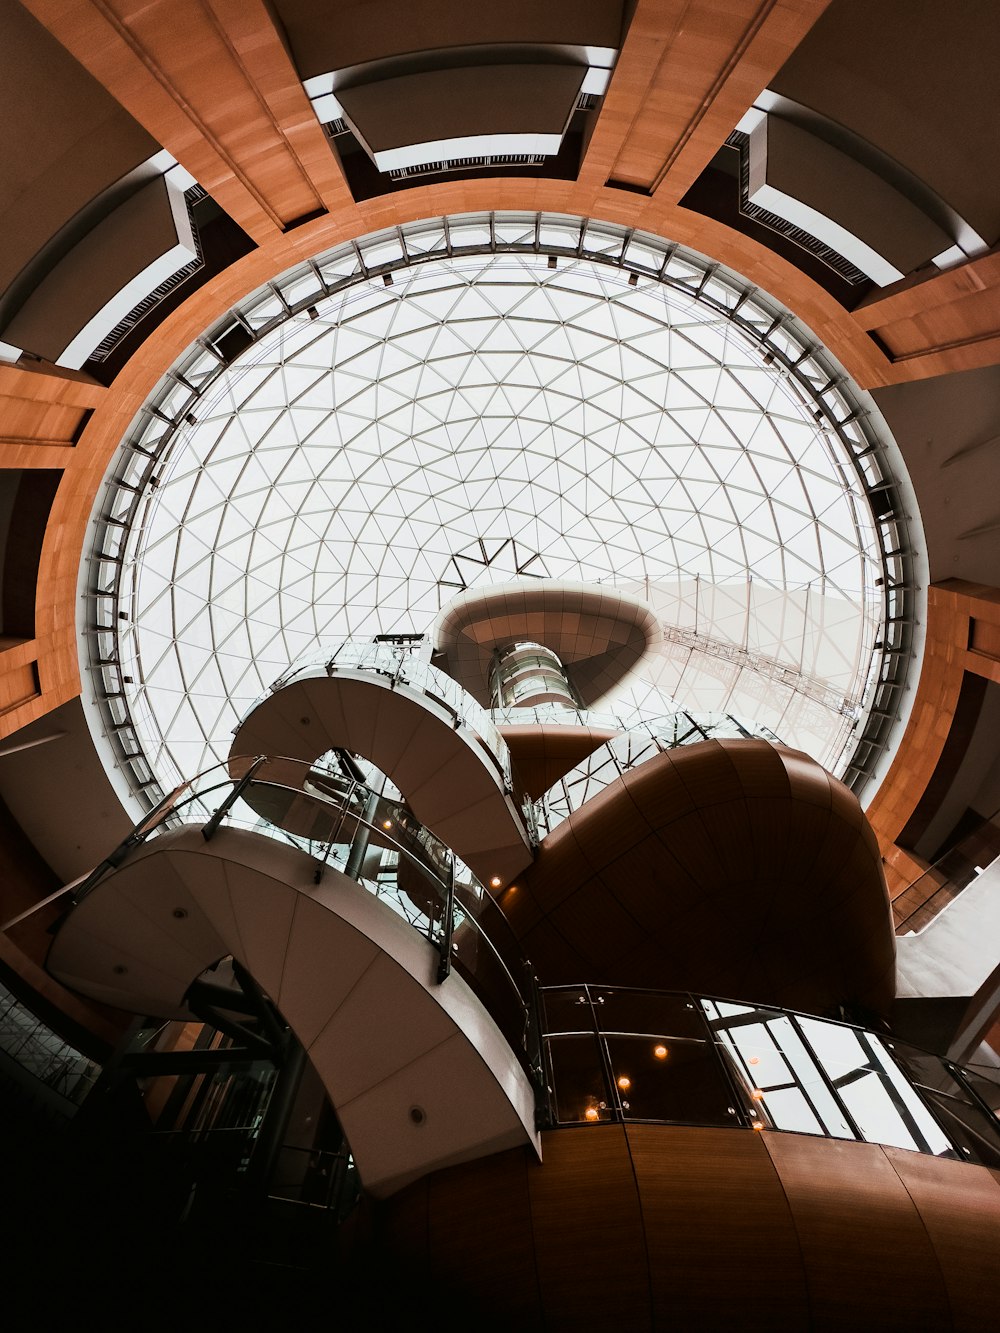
[382,819,393,829]
[617,1075,632,1092]
[653,1044,668,1060]
[490,876,502,888]
[751,1120,764,1131]
[751,1089,765,1101]
[749,1056,760,1066]
[584,1106,600,1122]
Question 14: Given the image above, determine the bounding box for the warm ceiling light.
[382,819,392,829]
[749,1055,760,1065]
[751,1089,765,1101]
[489,876,502,888]
[584,1106,600,1122]
[751,1120,765,1131]
[653,1044,668,1060]
[617,1075,631,1091]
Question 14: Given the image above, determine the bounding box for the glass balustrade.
[70,756,542,1084]
[0,980,101,1107]
[893,805,1000,934]
[240,638,515,795]
[535,715,783,835]
[541,985,1000,1167]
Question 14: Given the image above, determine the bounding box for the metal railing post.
[437,852,456,983]
[201,755,267,840]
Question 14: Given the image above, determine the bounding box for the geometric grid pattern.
[535,714,783,837]
[93,215,896,800]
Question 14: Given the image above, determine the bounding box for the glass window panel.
[605,1035,736,1126]
[596,989,707,1040]
[547,1035,612,1124]
[798,1017,948,1153]
[953,1064,1000,1118]
[914,1090,1000,1167]
[706,1004,854,1138]
[889,1043,1000,1162]
[752,1085,823,1135]
[542,988,596,1034]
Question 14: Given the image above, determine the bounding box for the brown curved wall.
[377,1123,1000,1331]
[505,739,896,1018]
[499,723,619,800]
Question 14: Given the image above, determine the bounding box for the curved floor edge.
[47,824,540,1197]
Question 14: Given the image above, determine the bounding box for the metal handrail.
[893,804,1000,935]
[537,984,1000,1166]
[54,756,544,1078]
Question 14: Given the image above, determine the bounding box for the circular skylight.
[84,213,919,809]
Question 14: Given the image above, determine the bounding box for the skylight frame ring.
[82,211,921,815]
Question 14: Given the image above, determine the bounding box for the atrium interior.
[1,1,999,1327]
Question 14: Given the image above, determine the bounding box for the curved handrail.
[67,755,542,1081]
[241,639,515,794]
[540,983,1000,1168]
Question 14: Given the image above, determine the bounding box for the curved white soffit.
[231,670,534,884]
[47,825,539,1197]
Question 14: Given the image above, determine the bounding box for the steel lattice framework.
[82,213,922,811]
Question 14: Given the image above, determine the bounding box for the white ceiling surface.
[114,248,883,790]
[47,825,538,1196]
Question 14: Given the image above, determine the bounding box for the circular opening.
[84,213,921,808]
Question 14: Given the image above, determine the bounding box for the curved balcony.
[232,640,535,885]
[47,756,541,1196]
[541,984,1000,1168]
[535,714,782,835]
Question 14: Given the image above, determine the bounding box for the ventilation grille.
[387,152,546,181]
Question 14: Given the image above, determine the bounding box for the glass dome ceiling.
[83,213,919,810]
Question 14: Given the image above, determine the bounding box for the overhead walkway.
[46,759,540,1197]
[232,641,535,887]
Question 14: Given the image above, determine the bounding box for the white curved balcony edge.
[232,667,534,886]
[47,825,540,1197]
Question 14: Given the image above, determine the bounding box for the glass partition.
[540,985,1000,1167]
[243,639,516,797]
[0,980,101,1108]
[535,716,782,835]
[70,755,542,1085]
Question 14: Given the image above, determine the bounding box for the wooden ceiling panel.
[594,0,833,197]
[21,0,346,241]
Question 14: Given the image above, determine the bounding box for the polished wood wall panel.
[527,1125,652,1332]
[0,659,38,715]
[854,249,1000,380]
[21,0,342,241]
[627,0,833,199]
[499,725,619,801]
[626,1123,810,1329]
[427,1146,541,1320]
[867,580,1000,895]
[761,1133,952,1329]
[377,1124,1000,1328]
[509,739,896,1017]
[885,1147,1000,1332]
[0,364,101,442]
